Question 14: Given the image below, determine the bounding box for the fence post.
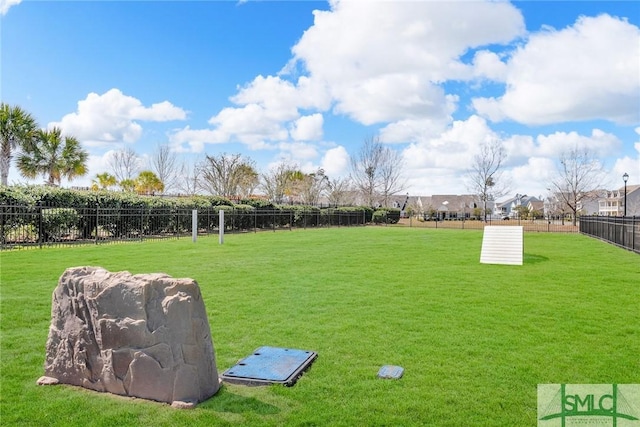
[192,209,198,243]
[38,202,43,249]
[219,210,224,244]
[175,210,179,239]
[95,203,99,244]
[633,217,636,252]
[0,204,4,249]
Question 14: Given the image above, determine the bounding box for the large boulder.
[37,267,220,407]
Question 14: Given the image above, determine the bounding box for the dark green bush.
[230,204,256,230]
[42,208,80,241]
[238,198,275,210]
[372,208,401,224]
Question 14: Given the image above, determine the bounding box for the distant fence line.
[0,204,368,250]
[398,216,580,233]
[579,216,639,254]
[5,204,634,253]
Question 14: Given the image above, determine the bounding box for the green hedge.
[372,208,401,224]
[1,186,403,241]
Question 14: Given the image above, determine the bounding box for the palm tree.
[0,103,39,186]
[91,172,117,190]
[17,127,88,186]
[119,178,136,192]
[134,170,164,195]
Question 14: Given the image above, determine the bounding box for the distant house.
[526,199,545,217]
[598,184,640,216]
[416,194,485,220]
[495,195,542,219]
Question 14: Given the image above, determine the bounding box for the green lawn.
[1,227,638,426]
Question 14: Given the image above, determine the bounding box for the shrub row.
[1,186,400,244]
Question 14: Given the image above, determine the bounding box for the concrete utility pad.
[221,346,317,386]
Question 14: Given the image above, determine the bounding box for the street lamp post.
[622,173,629,217]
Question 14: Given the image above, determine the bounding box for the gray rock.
[39,267,220,407]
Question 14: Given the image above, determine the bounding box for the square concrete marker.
[221,346,317,386]
[377,365,404,379]
[480,226,523,265]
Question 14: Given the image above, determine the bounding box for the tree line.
[0,103,407,208]
[1,102,611,220]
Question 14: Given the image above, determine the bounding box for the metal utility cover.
[221,346,317,386]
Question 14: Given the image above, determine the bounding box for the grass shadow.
[198,385,280,415]
[524,253,549,264]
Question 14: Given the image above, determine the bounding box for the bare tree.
[548,146,606,225]
[467,139,508,221]
[175,160,200,196]
[298,169,329,206]
[261,162,297,204]
[350,136,406,208]
[150,144,179,194]
[198,153,257,200]
[350,136,383,207]
[108,147,140,183]
[327,176,355,207]
[379,147,407,208]
[236,163,260,199]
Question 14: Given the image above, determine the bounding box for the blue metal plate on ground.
[221,346,317,386]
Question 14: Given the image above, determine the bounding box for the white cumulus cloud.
[474,14,640,125]
[291,0,524,125]
[320,145,350,178]
[0,0,21,15]
[289,114,324,141]
[51,88,187,147]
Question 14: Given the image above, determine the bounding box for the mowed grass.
[1,227,638,426]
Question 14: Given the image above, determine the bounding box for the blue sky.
[1,0,639,198]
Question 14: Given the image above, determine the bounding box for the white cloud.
[402,115,499,171]
[398,115,504,195]
[289,114,324,141]
[503,157,557,198]
[471,50,508,82]
[332,74,452,126]
[171,75,330,152]
[612,156,640,187]
[188,1,524,157]
[0,0,21,15]
[474,14,640,125]
[320,145,350,178]
[50,89,187,147]
[611,128,640,187]
[503,128,620,162]
[277,141,318,162]
[535,129,621,158]
[208,103,290,148]
[398,117,626,196]
[379,95,458,144]
[233,75,330,114]
[168,126,225,153]
[231,76,300,121]
[291,1,524,125]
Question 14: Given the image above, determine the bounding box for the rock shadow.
[199,385,280,415]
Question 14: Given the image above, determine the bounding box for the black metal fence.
[0,205,367,250]
[398,216,580,233]
[580,216,639,254]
